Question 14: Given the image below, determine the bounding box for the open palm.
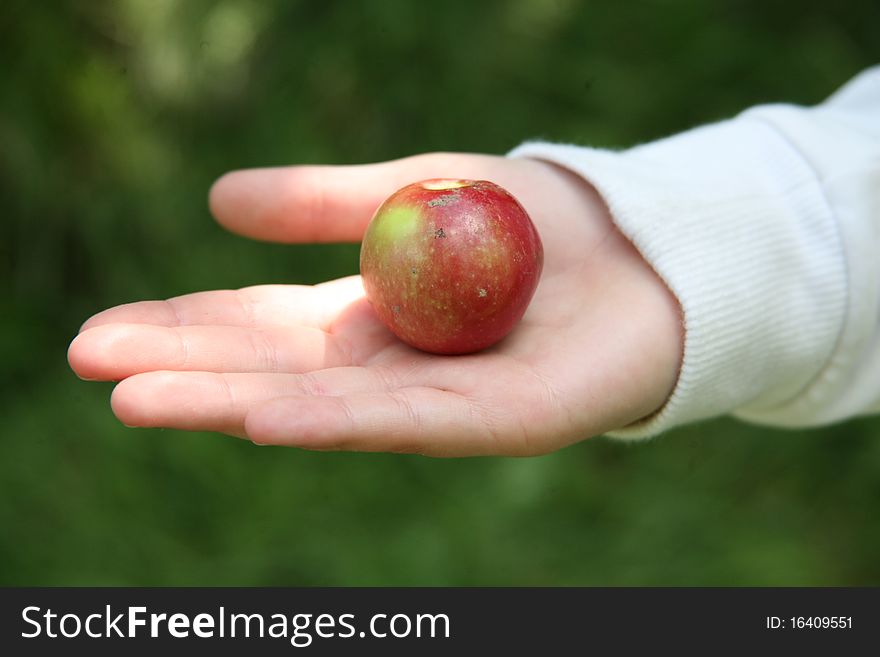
[68,153,682,456]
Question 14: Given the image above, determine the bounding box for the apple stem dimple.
[421,180,472,191]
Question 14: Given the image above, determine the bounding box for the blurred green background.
[2,0,879,586]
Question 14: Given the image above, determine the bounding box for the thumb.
[208,152,501,244]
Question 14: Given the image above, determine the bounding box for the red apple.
[359,179,543,354]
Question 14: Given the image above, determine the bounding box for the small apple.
[359,179,543,354]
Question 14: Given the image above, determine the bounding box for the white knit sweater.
[510,66,880,439]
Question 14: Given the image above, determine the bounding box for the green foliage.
[1,0,878,585]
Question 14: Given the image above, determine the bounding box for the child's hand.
[68,153,682,456]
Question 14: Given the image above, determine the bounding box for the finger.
[245,388,510,457]
[109,367,398,435]
[78,276,365,333]
[208,153,501,243]
[69,323,351,381]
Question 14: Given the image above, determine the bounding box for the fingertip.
[210,167,318,242]
[67,328,108,381]
[208,169,255,235]
[68,324,176,382]
[111,370,191,429]
[67,332,87,377]
[110,376,146,427]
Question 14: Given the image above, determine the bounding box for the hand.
[68,153,683,456]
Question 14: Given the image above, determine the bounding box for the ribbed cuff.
[509,117,847,439]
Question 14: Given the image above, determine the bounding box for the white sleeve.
[509,66,880,439]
